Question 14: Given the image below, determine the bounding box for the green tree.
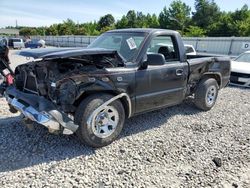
[100,26,115,33]
[98,14,115,30]
[116,16,129,29]
[36,27,46,36]
[231,4,249,21]
[192,0,221,29]
[236,18,250,36]
[46,24,58,35]
[126,10,137,28]
[232,4,250,36]
[207,12,235,36]
[57,23,69,35]
[159,7,170,29]
[159,0,191,32]
[83,22,100,36]
[57,19,76,35]
[56,19,76,35]
[184,26,206,37]
[208,4,250,36]
[66,19,76,34]
[19,27,38,36]
[74,27,86,35]
[146,14,160,28]
[169,0,191,32]
[135,12,147,28]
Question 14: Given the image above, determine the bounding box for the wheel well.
[201,73,222,88]
[74,91,130,118]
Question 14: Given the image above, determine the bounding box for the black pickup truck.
[0,29,231,147]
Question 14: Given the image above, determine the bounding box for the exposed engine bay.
[14,52,124,113]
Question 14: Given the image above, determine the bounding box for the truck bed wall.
[187,56,231,89]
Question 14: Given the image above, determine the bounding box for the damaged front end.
[3,47,125,134]
[5,86,78,134]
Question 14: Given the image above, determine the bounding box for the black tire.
[75,94,125,148]
[194,78,219,111]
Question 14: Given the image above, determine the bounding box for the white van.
[8,38,25,49]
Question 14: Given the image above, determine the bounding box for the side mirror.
[146,53,165,66]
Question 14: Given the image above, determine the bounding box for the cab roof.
[107,28,178,35]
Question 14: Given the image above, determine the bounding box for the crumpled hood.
[17,47,122,60]
[16,47,76,58]
[231,61,250,74]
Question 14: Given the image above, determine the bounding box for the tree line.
[11,0,250,37]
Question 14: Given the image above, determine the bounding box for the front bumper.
[230,72,250,88]
[4,87,79,134]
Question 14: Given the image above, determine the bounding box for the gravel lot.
[0,51,250,187]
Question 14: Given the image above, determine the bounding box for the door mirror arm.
[139,54,148,70]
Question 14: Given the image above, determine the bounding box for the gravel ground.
[0,51,250,187]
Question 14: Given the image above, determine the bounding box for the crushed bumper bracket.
[5,86,79,134]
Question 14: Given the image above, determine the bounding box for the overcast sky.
[0,0,249,28]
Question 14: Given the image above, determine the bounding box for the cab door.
[135,35,188,113]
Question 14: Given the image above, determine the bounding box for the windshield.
[88,32,147,62]
[235,53,250,63]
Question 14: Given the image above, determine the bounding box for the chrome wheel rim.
[206,85,217,106]
[91,106,119,138]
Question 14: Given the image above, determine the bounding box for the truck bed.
[187,55,231,89]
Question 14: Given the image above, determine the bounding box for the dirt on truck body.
[0,29,231,147]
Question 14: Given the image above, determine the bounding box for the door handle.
[176,69,184,76]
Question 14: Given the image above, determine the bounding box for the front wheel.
[75,94,125,148]
[194,78,219,111]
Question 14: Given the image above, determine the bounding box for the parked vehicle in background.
[38,39,46,48]
[25,39,46,49]
[0,37,8,46]
[152,43,196,56]
[230,51,250,88]
[8,38,24,49]
[185,44,196,55]
[0,29,231,147]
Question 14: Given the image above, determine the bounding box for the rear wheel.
[75,94,125,148]
[194,78,219,111]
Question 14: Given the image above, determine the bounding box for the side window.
[148,35,179,62]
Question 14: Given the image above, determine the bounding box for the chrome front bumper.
[5,87,79,135]
[8,97,61,131]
